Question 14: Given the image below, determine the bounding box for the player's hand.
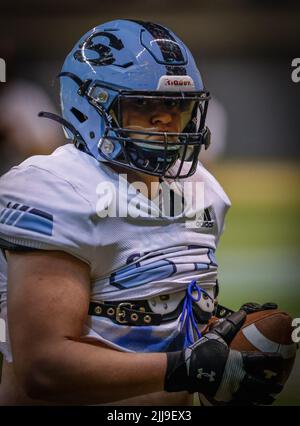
[164,310,283,405]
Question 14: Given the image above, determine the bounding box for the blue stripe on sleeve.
[5,210,22,226]
[15,213,53,236]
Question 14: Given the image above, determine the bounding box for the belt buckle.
[116,302,133,324]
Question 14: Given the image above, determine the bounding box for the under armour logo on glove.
[164,310,284,405]
[197,368,216,382]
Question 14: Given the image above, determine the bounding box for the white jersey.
[0,144,231,361]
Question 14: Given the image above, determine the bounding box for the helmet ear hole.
[70,107,88,123]
[203,127,211,150]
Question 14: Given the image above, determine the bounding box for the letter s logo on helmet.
[73,31,125,66]
[39,19,211,179]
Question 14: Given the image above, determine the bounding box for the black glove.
[164,310,283,405]
[239,302,278,314]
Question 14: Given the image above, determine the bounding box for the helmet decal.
[131,20,187,75]
[74,31,133,68]
[156,76,195,91]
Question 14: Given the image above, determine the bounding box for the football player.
[0,20,283,405]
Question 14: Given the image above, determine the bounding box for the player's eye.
[135,99,148,107]
[163,99,178,109]
[163,99,197,113]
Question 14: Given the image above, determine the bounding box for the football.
[230,309,297,385]
[199,309,297,406]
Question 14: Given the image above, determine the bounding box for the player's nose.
[151,111,173,126]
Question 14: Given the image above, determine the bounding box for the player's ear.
[211,310,247,344]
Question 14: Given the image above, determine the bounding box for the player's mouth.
[125,125,180,148]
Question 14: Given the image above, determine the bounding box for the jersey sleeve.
[0,165,95,265]
[197,163,231,243]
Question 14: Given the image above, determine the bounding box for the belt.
[88,298,228,327]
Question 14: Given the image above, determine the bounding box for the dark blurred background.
[1,0,300,161]
[0,0,300,404]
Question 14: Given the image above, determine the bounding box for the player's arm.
[7,250,166,404]
[6,248,284,405]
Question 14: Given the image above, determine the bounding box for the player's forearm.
[18,338,167,404]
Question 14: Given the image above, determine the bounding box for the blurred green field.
[209,160,300,405]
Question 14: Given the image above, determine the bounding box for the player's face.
[121,98,196,142]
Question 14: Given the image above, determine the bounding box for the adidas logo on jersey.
[184,207,215,230]
[196,208,215,229]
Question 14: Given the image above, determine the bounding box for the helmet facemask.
[94,88,210,179]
